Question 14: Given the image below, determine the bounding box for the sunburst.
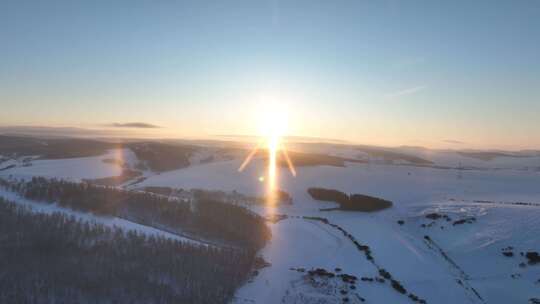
[237,102,296,205]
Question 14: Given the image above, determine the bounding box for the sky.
[1,0,539,149]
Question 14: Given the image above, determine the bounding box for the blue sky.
[1,0,539,149]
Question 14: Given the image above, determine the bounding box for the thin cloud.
[109,122,160,129]
[444,139,465,144]
[385,85,427,98]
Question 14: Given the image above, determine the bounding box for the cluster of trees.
[192,188,293,206]
[128,142,196,172]
[0,197,253,304]
[307,187,392,211]
[1,177,270,251]
[194,199,270,249]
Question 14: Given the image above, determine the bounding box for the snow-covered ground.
[0,149,124,181]
[137,154,540,304]
[1,143,539,303]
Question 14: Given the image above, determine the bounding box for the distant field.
[356,146,433,165]
[0,135,116,159]
[253,149,364,168]
[457,151,532,161]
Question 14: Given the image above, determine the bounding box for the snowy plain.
[1,145,540,303]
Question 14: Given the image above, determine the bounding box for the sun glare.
[238,99,297,207]
[257,101,289,139]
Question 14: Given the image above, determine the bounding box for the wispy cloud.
[109,122,160,129]
[385,85,427,99]
[443,139,465,145]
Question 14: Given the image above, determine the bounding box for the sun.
[257,100,289,139]
[238,99,297,205]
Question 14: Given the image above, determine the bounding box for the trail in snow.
[423,235,485,303]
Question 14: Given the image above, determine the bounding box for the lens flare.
[237,100,296,208]
[267,134,278,205]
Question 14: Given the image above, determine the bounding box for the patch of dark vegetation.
[424,212,452,224]
[302,216,329,224]
[391,279,407,294]
[290,267,306,272]
[289,266,366,302]
[397,220,405,225]
[0,177,270,251]
[0,198,253,304]
[0,164,16,171]
[0,135,117,159]
[339,274,358,284]
[302,267,358,285]
[308,268,336,278]
[360,274,425,303]
[425,213,441,220]
[128,142,197,172]
[452,217,476,226]
[193,188,293,206]
[501,246,514,257]
[526,252,540,265]
[378,269,392,280]
[308,188,349,203]
[308,187,392,212]
[409,293,427,304]
[348,194,392,211]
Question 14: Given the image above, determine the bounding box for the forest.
[0,177,270,251]
[0,197,254,304]
[307,187,392,212]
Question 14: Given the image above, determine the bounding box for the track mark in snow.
[451,198,540,208]
[423,235,485,304]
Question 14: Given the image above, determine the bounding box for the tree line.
[0,197,255,304]
[0,177,270,250]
